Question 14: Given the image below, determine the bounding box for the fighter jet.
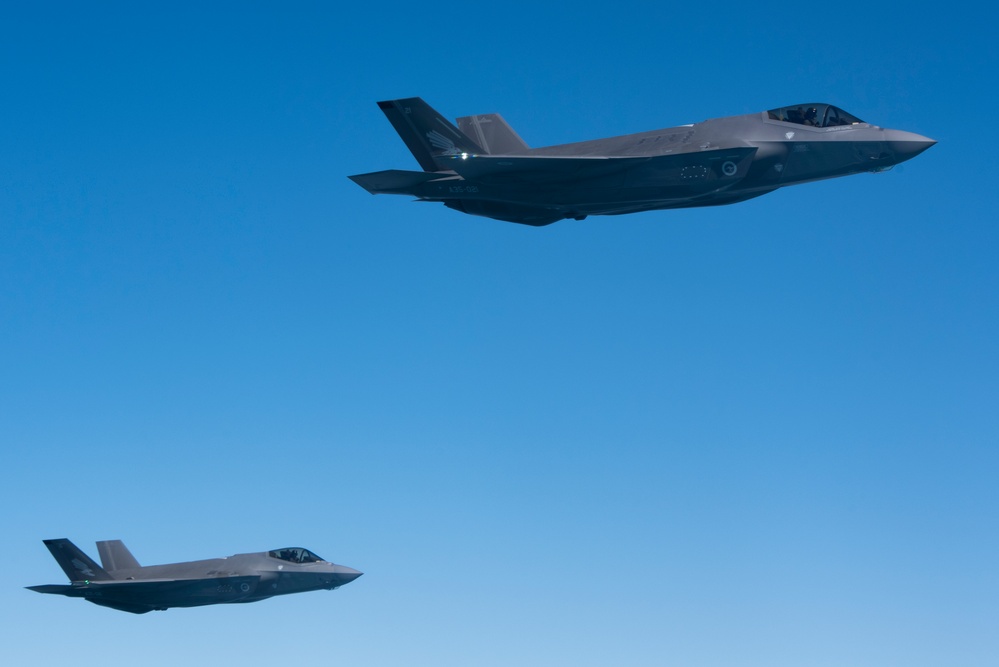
[349,98,935,226]
[27,538,362,614]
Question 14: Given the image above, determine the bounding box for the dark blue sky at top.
[1,3,997,666]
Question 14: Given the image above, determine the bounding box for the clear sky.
[2,3,996,665]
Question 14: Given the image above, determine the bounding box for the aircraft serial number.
[447,186,480,193]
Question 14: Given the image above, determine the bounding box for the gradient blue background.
[2,3,996,665]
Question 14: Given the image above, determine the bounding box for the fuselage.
[441,105,933,223]
[105,550,360,607]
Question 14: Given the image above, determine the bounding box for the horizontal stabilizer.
[27,584,78,595]
[349,169,458,195]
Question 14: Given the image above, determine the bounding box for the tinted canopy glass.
[767,104,864,128]
[268,547,325,563]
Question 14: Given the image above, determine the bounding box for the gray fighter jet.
[350,98,934,225]
[27,538,362,614]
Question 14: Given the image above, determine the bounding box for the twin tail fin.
[374,98,531,172]
[97,540,141,571]
[377,98,484,171]
[41,538,113,582]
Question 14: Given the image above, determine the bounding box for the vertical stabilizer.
[42,539,112,582]
[457,113,530,154]
[377,98,483,171]
[97,540,141,571]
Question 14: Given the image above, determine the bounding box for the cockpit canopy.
[767,103,864,128]
[268,547,325,564]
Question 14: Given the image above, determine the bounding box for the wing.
[440,147,757,186]
[28,575,263,613]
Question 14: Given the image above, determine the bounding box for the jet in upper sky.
[27,538,362,614]
[349,98,935,226]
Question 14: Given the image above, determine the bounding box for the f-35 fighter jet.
[27,538,362,614]
[349,98,934,226]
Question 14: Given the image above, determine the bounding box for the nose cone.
[884,129,936,163]
[333,565,363,585]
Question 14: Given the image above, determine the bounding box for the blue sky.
[2,3,996,665]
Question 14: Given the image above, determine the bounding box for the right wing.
[441,147,758,186]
